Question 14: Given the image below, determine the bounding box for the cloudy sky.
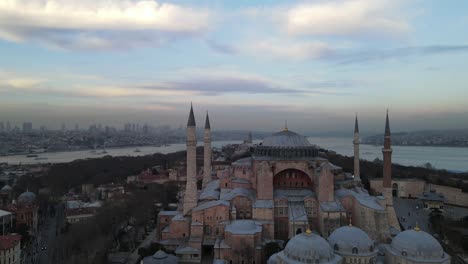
[0,0,467,134]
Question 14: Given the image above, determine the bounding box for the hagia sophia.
[154,104,451,264]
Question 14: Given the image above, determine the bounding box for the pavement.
[126,227,158,264]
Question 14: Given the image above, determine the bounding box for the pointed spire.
[385,109,391,136]
[354,113,359,134]
[204,111,210,129]
[187,103,196,127]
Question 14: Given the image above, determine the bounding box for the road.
[22,204,65,264]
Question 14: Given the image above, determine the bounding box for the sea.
[1,137,467,172]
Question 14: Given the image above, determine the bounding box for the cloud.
[0,0,211,49]
[206,39,237,54]
[141,75,303,96]
[284,0,410,36]
[245,39,333,60]
[3,78,43,89]
[340,44,468,64]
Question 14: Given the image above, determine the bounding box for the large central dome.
[253,129,318,158]
[262,130,312,147]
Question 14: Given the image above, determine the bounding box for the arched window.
[352,247,358,254]
[334,244,339,251]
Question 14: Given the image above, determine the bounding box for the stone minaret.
[353,114,360,180]
[202,112,212,188]
[183,104,198,215]
[381,111,400,231]
[382,111,392,197]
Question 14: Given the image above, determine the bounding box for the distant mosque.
[153,104,450,264]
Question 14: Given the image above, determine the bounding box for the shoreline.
[361,143,468,149]
[0,143,177,157]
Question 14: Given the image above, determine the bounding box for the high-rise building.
[22,122,33,133]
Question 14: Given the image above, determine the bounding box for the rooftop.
[0,235,21,250]
[225,220,262,235]
[335,188,384,211]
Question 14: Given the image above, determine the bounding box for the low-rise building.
[0,234,21,264]
[417,190,446,211]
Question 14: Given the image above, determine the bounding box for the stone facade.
[157,106,403,263]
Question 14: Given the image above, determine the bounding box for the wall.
[370,178,468,207]
[426,183,468,207]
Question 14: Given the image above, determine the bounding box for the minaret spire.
[204,111,210,129]
[283,120,288,131]
[184,103,198,215]
[203,111,212,188]
[353,114,360,180]
[354,113,359,133]
[187,102,196,127]
[385,109,390,136]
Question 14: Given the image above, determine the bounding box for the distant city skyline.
[1,0,468,132]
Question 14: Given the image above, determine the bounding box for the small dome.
[328,226,376,255]
[283,231,340,263]
[17,191,36,204]
[0,185,12,193]
[390,229,445,260]
[262,130,311,147]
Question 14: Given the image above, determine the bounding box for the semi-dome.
[262,130,312,147]
[390,229,446,260]
[225,220,262,235]
[0,185,12,193]
[328,226,376,256]
[17,191,36,204]
[269,230,342,264]
[142,250,178,264]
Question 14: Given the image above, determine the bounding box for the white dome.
[17,191,36,204]
[262,130,312,147]
[390,229,446,260]
[283,231,340,263]
[328,226,376,255]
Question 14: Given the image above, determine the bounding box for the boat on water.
[26,154,38,158]
[134,149,141,153]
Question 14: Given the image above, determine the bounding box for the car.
[41,246,47,251]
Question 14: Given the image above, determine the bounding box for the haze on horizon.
[1,0,468,134]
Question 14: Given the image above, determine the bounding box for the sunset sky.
[1,0,468,133]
